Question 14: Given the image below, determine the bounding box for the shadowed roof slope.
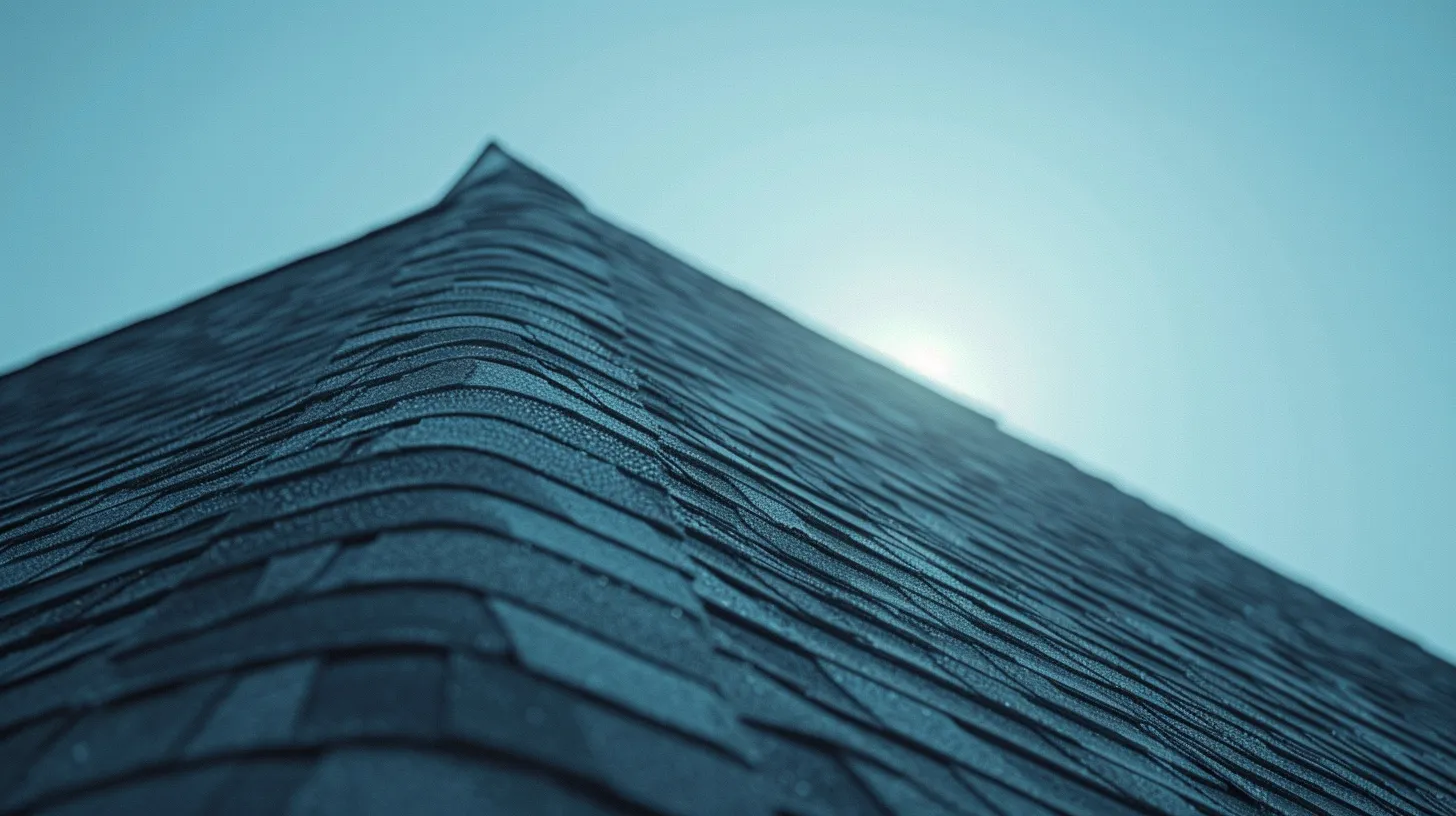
[0,143,1453,815]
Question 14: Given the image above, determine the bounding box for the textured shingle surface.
[1,144,1453,815]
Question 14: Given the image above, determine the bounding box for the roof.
[0,142,1453,815]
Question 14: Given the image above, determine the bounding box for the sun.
[885,338,954,385]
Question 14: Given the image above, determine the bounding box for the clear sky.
[2,1,1452,659]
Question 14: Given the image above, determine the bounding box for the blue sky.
[2,1,1452,658]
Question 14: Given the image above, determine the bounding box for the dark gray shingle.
[0,142,1452,815]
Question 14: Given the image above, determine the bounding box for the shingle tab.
[297,651,446,741]
[492,598,750,759]
[0,141,1452,814]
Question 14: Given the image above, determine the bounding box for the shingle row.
[0,144,1451,815]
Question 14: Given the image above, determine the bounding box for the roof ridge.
[444,140,585,208]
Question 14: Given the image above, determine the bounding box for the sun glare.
[886,338,954,385]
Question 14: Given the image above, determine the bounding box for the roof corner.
[443,140,585,208]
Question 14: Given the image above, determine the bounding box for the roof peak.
[444,140,585,208]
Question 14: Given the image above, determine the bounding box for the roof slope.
[0,144,1452,815]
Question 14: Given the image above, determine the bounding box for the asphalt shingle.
[0,142,1451,815]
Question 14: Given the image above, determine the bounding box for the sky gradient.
[2,1,1452,658]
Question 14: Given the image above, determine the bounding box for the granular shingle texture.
[1,143,1453,815]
